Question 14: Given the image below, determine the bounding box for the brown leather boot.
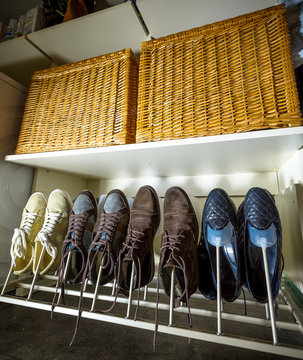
[159,186,199,308]
[118,185,160,296]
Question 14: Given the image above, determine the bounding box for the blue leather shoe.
[200,188,242,302]
[237,187,283,303]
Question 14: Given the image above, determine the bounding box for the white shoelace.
[10,212,38,266]
[37,211,61,259]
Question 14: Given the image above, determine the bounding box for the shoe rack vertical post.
[91,255,106,312]
[27,247,46,300]
[216,246,222,335]
[169,267,176,327]
[0,263,15,296]
[56,251,72,305]
[126,261,135,319]
[262,247,278,344]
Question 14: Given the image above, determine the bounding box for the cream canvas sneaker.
[10,192,47,275]
[33,189,72,275]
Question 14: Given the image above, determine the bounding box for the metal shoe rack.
[1,252,303,359]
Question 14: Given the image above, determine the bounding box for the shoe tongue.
[73,194,93,215]
[103,193,124,213]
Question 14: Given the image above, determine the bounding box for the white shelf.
[0,37,52,87]
[5,127,303,180]
[28,2,147,64]
[137,0,277,39]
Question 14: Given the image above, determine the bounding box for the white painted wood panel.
[5,127,303,180]
[276,184,303,294]
[28,2,147,64]
[137,0,278,39]
[0,72,27,156]
[32,168,88,200]
[88,172,278,198]
[278,149,303,191]
[0,37,52,86]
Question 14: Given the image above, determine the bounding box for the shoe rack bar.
[1,276,302,332]
[1,280,299,332]
[0,288,303,359]
[6,272,293,311]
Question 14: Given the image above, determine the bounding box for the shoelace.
[10,212,38,266]
[89,213,120,270]
[153,233,192,351]
[93,228,145,320]
[51,213,88,318]
[70,213,120,346]
[122,228,144,320]
[37,211,62,258]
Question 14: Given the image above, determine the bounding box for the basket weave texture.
[16,48,138,154]
[136,5,303,143]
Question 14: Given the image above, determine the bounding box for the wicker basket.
[16,48,138,154]
[136,5,303,143]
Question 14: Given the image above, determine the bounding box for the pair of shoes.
[91,185,160,321]
[58,186,159,293]
[10,189,72,275]
[61,186,159,345]
[198,187,283,304]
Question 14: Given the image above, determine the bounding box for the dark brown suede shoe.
[118,185,160,295]
[159,186,199,308]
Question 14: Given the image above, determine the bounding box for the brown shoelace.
[101,228,145,320]
[51,213,88,317]
[70,212,120,345]
[153,233,192,351]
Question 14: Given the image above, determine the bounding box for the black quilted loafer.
[201,188,242,302]
[238,187,283,303]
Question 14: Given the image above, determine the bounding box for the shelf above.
[28,2,147,64]
[137,0,276,39]
[5,127,303,180]
[0,37,52,87]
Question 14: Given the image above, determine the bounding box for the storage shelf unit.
[1,0,303,358]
